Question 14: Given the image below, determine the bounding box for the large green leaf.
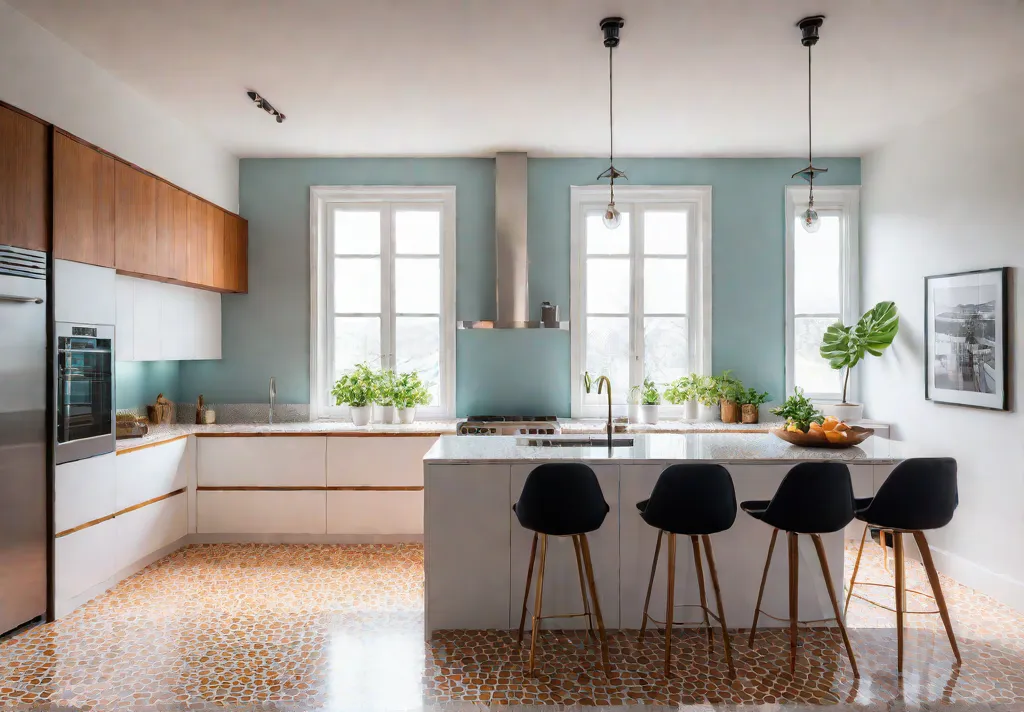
[819,301,900,370]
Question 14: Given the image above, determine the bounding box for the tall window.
[570,186,712,418]
[310,186,456,419]
[785,185,859,401]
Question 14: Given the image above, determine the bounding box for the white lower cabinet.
[55,453,117,533]
[55,518,119,605]
[115,274,221,362]
[115,436,189,510]
[326,437,433,486]
[198,437,326,487]
[197,491,327,534]
[116,493,187,570]
[327,491,423,536]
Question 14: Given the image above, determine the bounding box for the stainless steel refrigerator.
[0,245,48,635]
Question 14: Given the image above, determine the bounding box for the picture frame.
[924,267,1010,410]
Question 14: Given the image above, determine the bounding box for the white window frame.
[309,185,456,421]
[569,185,713,419]
[784,185,860,403]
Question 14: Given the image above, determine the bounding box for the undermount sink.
[516,437,635,448]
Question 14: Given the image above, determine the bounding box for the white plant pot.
[820,402,864,423]
[376,405,397,424]
[350,405,372,427]
[638,404,659,425]
[397,407,416,424]
[684,400,698,420]
[697,403,720,422]
[627,404,641,424]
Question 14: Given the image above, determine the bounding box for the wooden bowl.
[770,426,874,449]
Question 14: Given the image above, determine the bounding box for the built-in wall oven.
[55,322,114,464]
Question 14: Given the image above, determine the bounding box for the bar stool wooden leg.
[787,531,799,676]
[893,531,906,674]
[811,533,859,678]
[517,533,538,645]
[664,532,676,676]
[749,527,779,648]
[579,533,611,674]
[572,535,595,639]
[691,535,714,651]
[639,530,662,642]
[844,524,869,618]
[913,530,962,666]
[527,534,548,676]
[701,535,735,678]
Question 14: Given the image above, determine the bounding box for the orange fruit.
[822,419,838,432]
[834,422,851,433]
[825,430,848,444]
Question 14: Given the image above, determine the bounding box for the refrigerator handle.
[0,294,44,304]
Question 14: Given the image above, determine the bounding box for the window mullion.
[381,205,394,371]
[630,204,644,390]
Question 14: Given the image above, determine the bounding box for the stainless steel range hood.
[457,152,568,330]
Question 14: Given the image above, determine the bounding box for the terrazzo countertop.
[423,432,898,464]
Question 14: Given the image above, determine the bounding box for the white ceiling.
[10,0,1024,158]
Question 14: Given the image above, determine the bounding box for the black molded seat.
[514,463,609,536]
[855,457,958,531]
[740,461,855,534]
[637,464,737,535]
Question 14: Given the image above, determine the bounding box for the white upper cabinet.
[55,259,116,325]
[115,275,220,362]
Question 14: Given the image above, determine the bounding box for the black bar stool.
[513,463,611,676]
[636,463,737,677]
[742,461,859,677]
[845,457,961,673]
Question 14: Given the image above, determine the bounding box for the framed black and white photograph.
[925,267,1010,410]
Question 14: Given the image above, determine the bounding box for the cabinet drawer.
[198,437,326,487]
[326,437,434,487]
[54,518,118,603]
[326,491,423,536]
[55,453,117,533]
[116,493,187,570]
[197,491,326,534]
[116,437,188,510]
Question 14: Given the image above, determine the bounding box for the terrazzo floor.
[1,541,1023,711]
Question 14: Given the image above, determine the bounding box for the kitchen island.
[423,432,897,635]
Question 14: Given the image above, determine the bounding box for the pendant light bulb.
[801,204,820,233]
[603,203,622,230]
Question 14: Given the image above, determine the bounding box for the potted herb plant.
[634,377,661,424]
[819,300,900,422]
[372,368,398,424]
[738,388,771,424]
[331,362,376,426]
[663,374,698,420]
[693,374,723,422]
[392,371,431,424]
[717,371,744,424]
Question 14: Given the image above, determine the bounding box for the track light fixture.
[247,90,286,123]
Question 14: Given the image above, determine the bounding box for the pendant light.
[793,16,827,233]
[597,17,626,230]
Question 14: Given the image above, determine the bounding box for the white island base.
[423,434,897,635]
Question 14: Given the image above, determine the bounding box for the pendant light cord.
[807,41,814,202]
[608,44,615,204]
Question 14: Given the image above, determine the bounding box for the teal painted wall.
[179,157,860,416]
[115,361,180,411]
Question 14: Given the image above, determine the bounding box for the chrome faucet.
[595,376,613,449]
[269,377,276,425]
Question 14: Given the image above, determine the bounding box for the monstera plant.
[820,300,900,406]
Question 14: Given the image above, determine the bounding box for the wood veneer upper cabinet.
[53,132,116,267]
[221,210,238,291]
[114,161,157,275]
[205,201,223,288]
[235,217,248,293]
[155,180,188,282]
[0,104,49,252]
[186,195,208,285]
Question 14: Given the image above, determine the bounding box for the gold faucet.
[595,376,613,448]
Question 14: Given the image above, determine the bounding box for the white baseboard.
[53,536,188,619]
[927,542,1024,614]
[186,533,424,545]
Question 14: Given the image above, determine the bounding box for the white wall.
[0,0,238,211]
[861,74,1024,612]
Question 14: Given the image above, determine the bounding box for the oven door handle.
[59,348,113,354]
[0,294,44,304]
